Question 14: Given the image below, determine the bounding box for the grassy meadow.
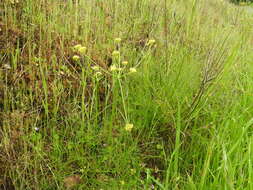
[0,0,253,189]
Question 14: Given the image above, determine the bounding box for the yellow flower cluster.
[112,50,120,57]
[72,55,80,61]
[129,68,137,73]
[130,168,136,175]
[73,44,87,55]
[109,63,137,75]
[110,65,118,72]
[125,123,134,132]
[91,65,100,71]
[72,44,87,61]
[114,38,122,43]
[91,65,103,79]
[146,39,156,46]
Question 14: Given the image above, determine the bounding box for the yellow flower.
[110,65,117,72]
[91,65,100,71]
[78,46,87,55]
[112,50,120,57]
[130,169,136,175]
[122,61,128,66]
[125,123,134,132]
[114,38,122,43]
[72,55,80,61]
[120,181,125,185]
[129,68,137,73]
[73,44,82,51]
[156,144,163,150]
[73,44,87,55]
[147,39,156,46]
[79,169,85,173]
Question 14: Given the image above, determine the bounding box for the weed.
[0,0,253,189]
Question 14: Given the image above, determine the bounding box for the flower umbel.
[112,50,120,57]
[73,44,82,51]
[146,39,156,46]
[72,55,80,61]
[125,123,134,132]
[129,68,137,73]
[91,65,100,71]
[120,181,125,185]
[130,169,136,175]
[73,44,87,55]
[110,65,118,72]
[114,37,122,43]
[78,46,87,55]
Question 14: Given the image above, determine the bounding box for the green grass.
[0,0,253,189]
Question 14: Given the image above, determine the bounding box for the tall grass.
[0,0,253,189]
